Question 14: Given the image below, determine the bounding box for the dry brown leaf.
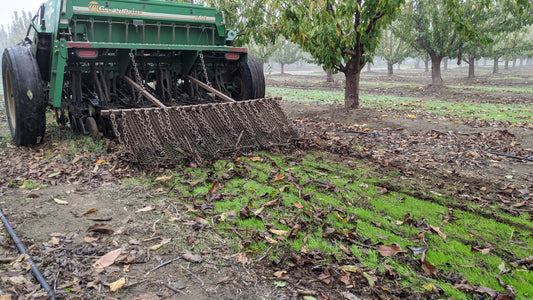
[421,260,437,276]
[84,236,99,243]
[155,175,172,183]
[237,252,247,265]
[249,156,263,162]
[82,208,98,215]
[429,225,447,241]
[293,202,304,209]
[94,248,122,269]
[182,252,203,263]
[209,181,219,195]
[376,244,406,256]
[263,199,278,207]
[512,201,527,208]
[339,269,351,285]
[273,270,287,278]
[49,237,60,245]
[0,294,12,300]
[87,224,114,234]
[109,277,126,292]
[270,229,289,236]
[271,174,285,182]
[136,206,154,213]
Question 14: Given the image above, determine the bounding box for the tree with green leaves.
[375,26,411,76]
[271,38,303,75]
[398,0,460,86]
[279,0,404,108]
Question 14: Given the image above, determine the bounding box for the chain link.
[199,52,211,87]
[129,52,144,104]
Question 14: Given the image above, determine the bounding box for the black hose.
[0,209,55,299]
[487,151,533,162]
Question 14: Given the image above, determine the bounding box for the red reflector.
[230,47,247,53]
[225,52,240,61]
[76,49,98,59]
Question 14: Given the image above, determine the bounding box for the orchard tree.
[398,0,460,86]
[247,39,277,64]
[376,26,411,76]
[279,0,404,108]
[271,38,303,75]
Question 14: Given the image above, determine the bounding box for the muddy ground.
[0,65,531,299]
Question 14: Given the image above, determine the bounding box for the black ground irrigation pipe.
[0,209,55,299]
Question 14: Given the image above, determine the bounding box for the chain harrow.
[106,97,298,165]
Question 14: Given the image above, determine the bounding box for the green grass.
[267,87,533,123]
[145,151,533,298]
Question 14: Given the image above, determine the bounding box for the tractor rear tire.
[238,54,265,100]
[2,46,46,146]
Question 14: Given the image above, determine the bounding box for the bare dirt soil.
[0,65,532,299]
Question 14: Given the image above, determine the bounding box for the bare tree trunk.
[504,59,509,70]
[387,63,394,75]
[467,54,475,78]
[430,54,444,86]
[344,58,361,109]
[493,57,499,73]
[443,58,448,71]
[424,59,429,72]
[326,69,334,83]
[281,63,285,75]
[519,58,523,66]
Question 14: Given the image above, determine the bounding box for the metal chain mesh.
[106,98,298,165]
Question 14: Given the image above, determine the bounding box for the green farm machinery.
[2,0,297,163]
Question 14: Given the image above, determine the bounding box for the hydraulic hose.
[0,209,55,299]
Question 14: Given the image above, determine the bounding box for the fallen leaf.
[318,269,331,284]
[293,202,304,209]
[48,172,61,178]
[149,238,171,250]
[429,225,447,241]
[49,237,60,245]
[94,249,122,268]
[340,265,359,273]
[265,236,278,244]
[339,269,351,285]
[421,260,437,276]
[253,206,264,216]
[270,229,289,236]
[208,181,219,196]
[511,201,527,208]
[376,244,406,257]
[263,199,278,207]
[237,252,247,265]
[271,174,285,182]
[407,245,427,255]
[182,252,202,263]
[303,296,317,300]
[274,281,287,287]
[82,208,98,216]
[273,270,287,278]
[136,206,154,213]
[109,277,126,292]
[25,193,39,199]
[87,224,114,234]
[84,236,99,243]
[408,114,417,119]
[249,156,263,162]
[53,198,68,205]
[362,272,376,287]
[155,175,172,183]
